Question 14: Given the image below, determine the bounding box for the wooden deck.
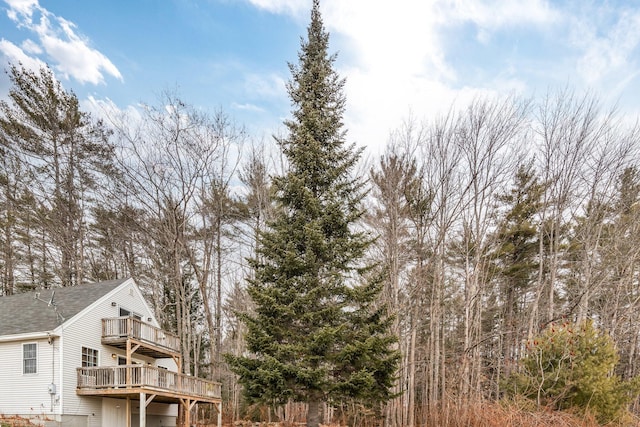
[77,365,221,403]
[102,317,181,358]
[82,317,220,426]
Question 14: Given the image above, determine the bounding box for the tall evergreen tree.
[490,161,544,386]
[226,2,399,426]
[0,64,115,287]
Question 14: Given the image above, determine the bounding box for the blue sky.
[1,0,640,154]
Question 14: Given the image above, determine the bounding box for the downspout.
[58,329,64,418]
[50,334,55,412]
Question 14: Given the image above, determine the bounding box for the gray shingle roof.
[0,279,128,336]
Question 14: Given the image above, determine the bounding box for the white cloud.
[83,95,143,130]
[245,0,640,154]
[243,72,287,99]
[2,0,122,85]
[241,0,561,153]
[327,1,449,78]
[573,8,640,85]
[245,0,307,17]
[323,0,558,152]
[0,38,47,70]
[20,38,41,54]
[446,0,557,30]
[4,0,37,22]
[40,29,122,85]
[232,102,265,113]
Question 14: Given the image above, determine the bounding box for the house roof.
[0,279,129,336]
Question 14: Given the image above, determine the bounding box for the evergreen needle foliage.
[505,320,640,424]
[225,1,399,425]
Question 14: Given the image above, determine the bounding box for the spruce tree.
[226,1,398,425]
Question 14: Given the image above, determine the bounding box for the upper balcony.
[102,316,181,359]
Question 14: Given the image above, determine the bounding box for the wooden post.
[126,396,131,427]
[217,402,222,427]
[140,392,146,427]
[126,339,131,386]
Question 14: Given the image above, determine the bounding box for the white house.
[0,278,221,427]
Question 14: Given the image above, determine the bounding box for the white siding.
[102,397,177,427]
[58,280,172,426]
[0,280,180,427]
[0,337,60,418]
[156,357,178,372]
[132,400,178,417]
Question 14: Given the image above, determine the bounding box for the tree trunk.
[215,216,223,379]
[407,318,416,427]
[307,398,321,427]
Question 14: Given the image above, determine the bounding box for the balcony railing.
[102,317,181,354]
[77,365,221,400]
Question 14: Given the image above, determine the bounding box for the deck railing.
[77,365,221,399]
[102,317,181,353]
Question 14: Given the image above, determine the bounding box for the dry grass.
[0,415,40,427]
[225,400,640,427]
[423,401,594,427]
[420,400,640,427]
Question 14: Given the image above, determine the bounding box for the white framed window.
[23,343,37,374]
[81,347,99,367]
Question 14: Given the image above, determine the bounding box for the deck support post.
[217,402,222,427]
[126,396,131,427]
[179,398,198,427]
[184,398,190,427]
[140,392,146,427]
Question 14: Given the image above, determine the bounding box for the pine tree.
[506,320,639,424]
[491,161,544,381]
[226,2,399,426]
[0,64,115,287]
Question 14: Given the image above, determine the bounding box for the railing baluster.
[102,317,182,353]
[77,366,222,399]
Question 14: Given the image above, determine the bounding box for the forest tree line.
[1,62,640,424]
